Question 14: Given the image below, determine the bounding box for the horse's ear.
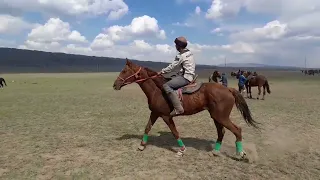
[126,58,132,66]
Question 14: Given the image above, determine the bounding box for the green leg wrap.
[214,141,222,151]
[142,134,148,143]
[177,138,185,147]
[236,141,243,153]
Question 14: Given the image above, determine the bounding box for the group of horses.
[209,70,271,100]
[301,69,319,76]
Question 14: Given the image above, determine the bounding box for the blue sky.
[0,0,320,67]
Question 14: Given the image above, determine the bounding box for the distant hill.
[0,47,302,74]
[0,47,217,73]
[218,63,301,70]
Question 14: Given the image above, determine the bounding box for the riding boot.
[167,92,184,116]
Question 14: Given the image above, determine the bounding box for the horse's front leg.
[245,84,249,98]
[138,111,159,151]
[162,116,186,157]
[249,86,252,99]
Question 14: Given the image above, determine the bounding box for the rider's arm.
[242,75,247,81]
[161,54,183,74]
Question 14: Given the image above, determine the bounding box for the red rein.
[117,67,160,85]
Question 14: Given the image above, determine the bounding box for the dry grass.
[0,72,319,180]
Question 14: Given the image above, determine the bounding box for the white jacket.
[161,49,195,82]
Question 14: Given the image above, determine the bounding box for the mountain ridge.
[0,47,302,73]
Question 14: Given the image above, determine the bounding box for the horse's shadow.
[116,131,214,152]
[116,131,251,162]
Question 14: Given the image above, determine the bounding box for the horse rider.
[157,36,196,116]
[238,71,247,93]
[220,72,228,87]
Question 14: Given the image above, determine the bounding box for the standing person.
[238,72,247,94]
[219,72,228,87]
[158,36,196,116]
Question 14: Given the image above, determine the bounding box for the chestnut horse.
[113,59,259,159]
[208,70,221,83]
[243,71,271,100]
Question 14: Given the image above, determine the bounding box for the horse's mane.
[143,67,168,90]
[144,67,158,76]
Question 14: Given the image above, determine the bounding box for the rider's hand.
[157,71,163,75]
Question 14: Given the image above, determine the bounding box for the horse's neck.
[213,76,218,82]
[138,76,162,100]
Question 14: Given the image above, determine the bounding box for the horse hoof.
[211,150,223,157]
[138,145,146,151]
[175,149,186,157]
[235,151,248,162]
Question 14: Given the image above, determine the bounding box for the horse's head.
[113,58,149,90]
[242,71,252,77]
[213,70,221,78]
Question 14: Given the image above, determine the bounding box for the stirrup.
[170,109,184,116]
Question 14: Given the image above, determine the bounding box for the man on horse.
[238,71,247,94]
[219,72,228,87]
[158,36,196,116]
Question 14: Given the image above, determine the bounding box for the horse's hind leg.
[219,117,246,159]
[162,115,186,157]
[211,109,246,159]
[212,119,225,156]
[138,111,159,151]
[262,85,266,100]
[257,86,261,99]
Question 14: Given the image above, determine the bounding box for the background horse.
[243,71,271,100]
[0,77,7,88]
[113,59,259,160]
[209,70,221,83]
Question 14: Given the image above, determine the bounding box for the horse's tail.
[229,88,260,129]
[265,80,271,94]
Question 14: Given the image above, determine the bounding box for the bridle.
[117,67,160,86]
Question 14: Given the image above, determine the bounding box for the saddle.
[174,74,203,101]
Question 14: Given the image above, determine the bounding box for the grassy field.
[0,72,320,180]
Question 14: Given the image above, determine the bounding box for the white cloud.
[131,40,154,52]
[91,15,166,50]
[172,22,193,27]
[0,0,129,20]
[211,27,221,33]
[205,0,243,20]
[0,14,38,34]
[230,20,288,41]
[172,5,207,28]
[195,6,201,15]
[27,18,87,43]
[175,0,211,4]
[20,18,87,51]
